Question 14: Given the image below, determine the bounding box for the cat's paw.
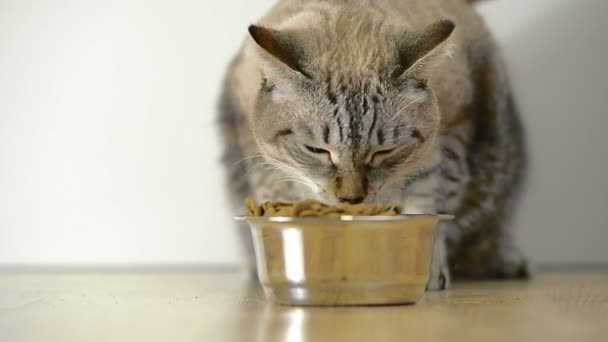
[492,247,530,279]
[426,262,451,291]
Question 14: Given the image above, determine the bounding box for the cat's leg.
[494,238,530,278]
[448,216,530,279]
[236,163,279,280]
[217,72,260,280]
[236,221,258,280]
[403,165,450,290]
[222,159,259,280]
[405,198,450,290]
[458,46,528,278]
[426,222,450,290]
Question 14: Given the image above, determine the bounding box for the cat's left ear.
[248,25,310,79]
[394,19,455,78]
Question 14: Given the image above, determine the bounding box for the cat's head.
[247,9,454,204]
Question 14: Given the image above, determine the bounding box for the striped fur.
[217,0,527,289]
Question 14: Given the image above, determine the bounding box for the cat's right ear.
[248,25,311,79]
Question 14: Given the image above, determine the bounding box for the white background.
[1,0,607,266]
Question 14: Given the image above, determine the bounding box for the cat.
[217,0,528,290]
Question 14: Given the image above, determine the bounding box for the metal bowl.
[235,215,452,306]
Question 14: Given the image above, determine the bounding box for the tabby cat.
[217,0,528,290]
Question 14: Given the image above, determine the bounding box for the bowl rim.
[234,214,454,222]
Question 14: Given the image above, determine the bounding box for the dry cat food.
[245,197,403,217]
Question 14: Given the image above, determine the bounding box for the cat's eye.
[304,145,330,155]
[369,148,396,164]
[302,145,334,164]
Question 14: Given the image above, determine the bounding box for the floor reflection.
[230,282,308,342]
[224,281,429,342]
[285,308,305,342]
[257,304,306,342]
[235,282,398,342]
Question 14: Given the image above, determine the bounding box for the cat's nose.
[337,196,365,204]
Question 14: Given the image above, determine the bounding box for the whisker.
[231,153,263,167]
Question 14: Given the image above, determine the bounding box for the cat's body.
[218,0,527,289]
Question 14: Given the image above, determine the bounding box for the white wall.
[0,0,606,266]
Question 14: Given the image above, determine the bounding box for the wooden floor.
[0,269,606,342]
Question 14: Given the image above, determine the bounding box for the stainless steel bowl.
[236,215,452,306]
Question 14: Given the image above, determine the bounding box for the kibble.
[245,197,403,217]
